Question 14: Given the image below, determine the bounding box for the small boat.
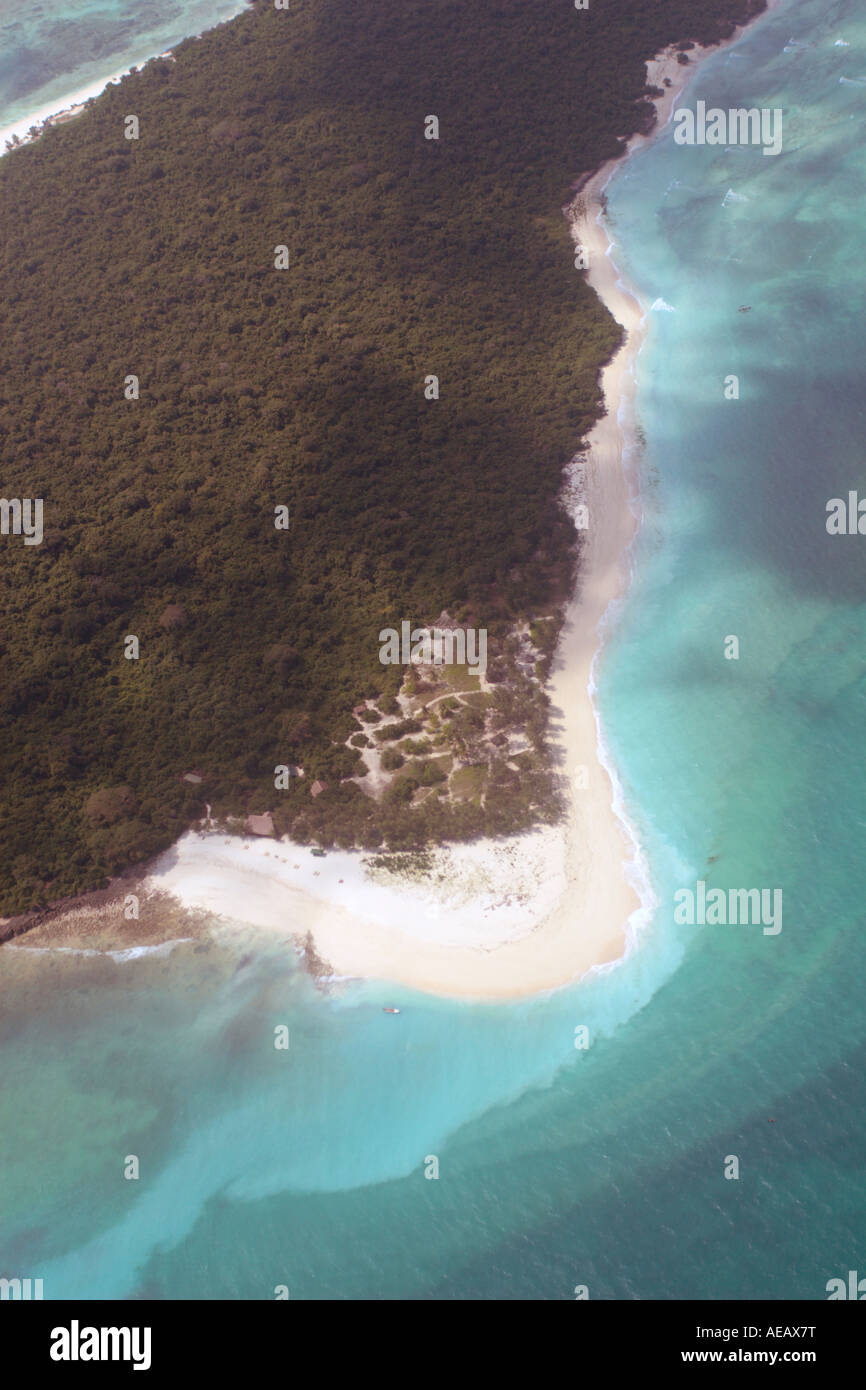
[738,305,751,313]
[382,1007,401,1015]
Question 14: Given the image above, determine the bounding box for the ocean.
[2,0,864,1299]
[0,0,246,147]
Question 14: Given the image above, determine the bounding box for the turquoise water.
[0,0,245,141]
[2,0,865,1299]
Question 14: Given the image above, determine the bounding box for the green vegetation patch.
[450,764,488,804]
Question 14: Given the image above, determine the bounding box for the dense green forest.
[0,0,765,916]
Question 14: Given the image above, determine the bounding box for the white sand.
[149,12,779,1001]
[0,72,128,154]
[0,0,248,155]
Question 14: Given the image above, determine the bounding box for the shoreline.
[0,3,247,156]
[3,3,780,1000]
[0,68,133,153]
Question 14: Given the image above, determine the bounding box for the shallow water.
[0,0,245,144]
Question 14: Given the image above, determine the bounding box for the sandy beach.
[0,0,245,155]
[148,16,774,1001]
[0,70,127,155]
